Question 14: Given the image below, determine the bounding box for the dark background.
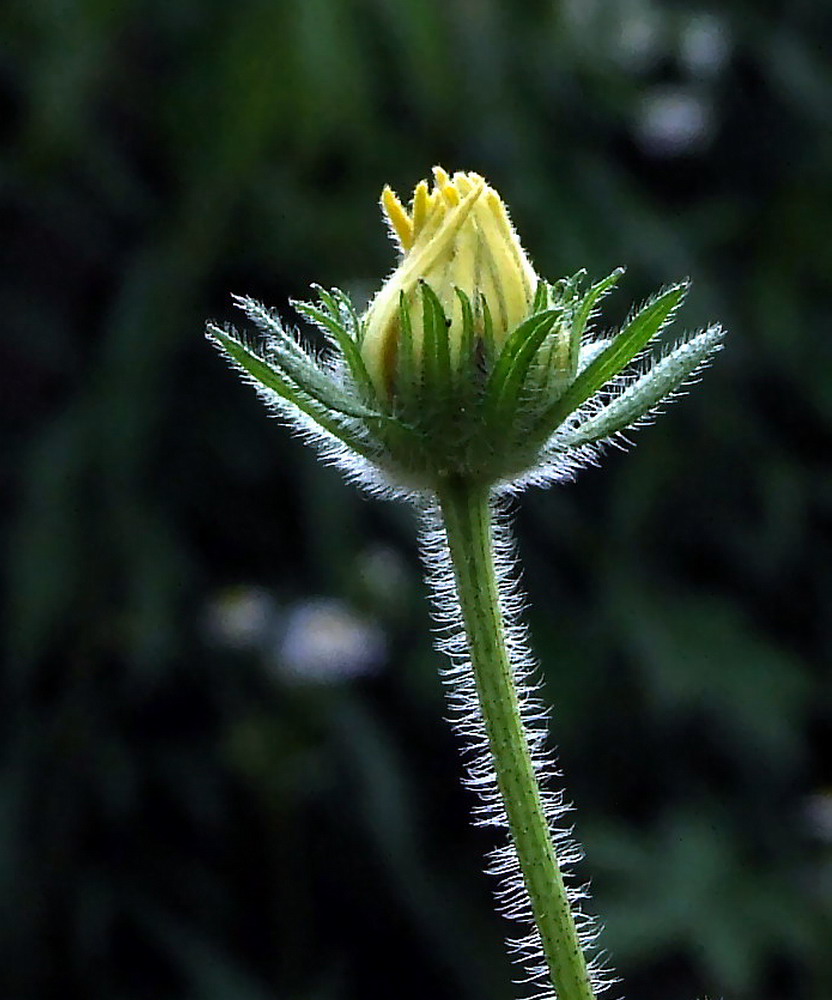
[2,1,831,998]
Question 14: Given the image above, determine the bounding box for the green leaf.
[534,280,689,439]
[551,326,724,449]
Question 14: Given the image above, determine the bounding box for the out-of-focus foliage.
[1,1,830,998]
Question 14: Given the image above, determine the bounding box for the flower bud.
[361,167,538,397]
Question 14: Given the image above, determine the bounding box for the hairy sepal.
[532,280,689,441]
[571,267,625,342]
[291,291,376,403]
[551,325,724,450]
[485,309,564,429]
[420,280,453,410]
[453,288,477,390]
[206,325,376,455]
[395,290,418,410]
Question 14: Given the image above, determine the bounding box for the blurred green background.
[2,0,831,998]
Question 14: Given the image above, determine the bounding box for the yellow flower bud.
[362,167,539,397]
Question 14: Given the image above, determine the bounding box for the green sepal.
[233,296,360,411]
[479,293,496,368]
[533,280,689,439]
[419,281,451,406]
[532,281,550,313]
[548,270,585,312]
[576,338,612,374]
[292,294,376,403]
[396,290,416,407]
[525,275,585,399]
[209,324,362,418]
[550,325,724,449]
[485,309,563,428]
[536,310,582,398]
[233,295,318,367]
[321,285,363,345]
[454,287,476,378]
[571,267,625,341]
[258,335,371,419]
[207,325,377,456]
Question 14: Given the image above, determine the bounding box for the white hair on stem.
[416,495,619,1000]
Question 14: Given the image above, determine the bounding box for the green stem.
[437,478,596,1000]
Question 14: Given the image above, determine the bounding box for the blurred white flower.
[679,13,730,79]
[275,598,386,683]
[357,545,410,615]
[561,0,599,33]
[804,791,832,843]
[203,586,278,650]
[635,87,712,156]
[615,7,664,72]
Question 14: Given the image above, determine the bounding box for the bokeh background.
[3,1,831,998]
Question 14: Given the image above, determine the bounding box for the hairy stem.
[437,478,596,1000]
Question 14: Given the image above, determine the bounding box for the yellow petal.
[432,165,451,189]
[411,180,430,241]
[381,186,414,252]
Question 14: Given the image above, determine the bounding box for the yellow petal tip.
[382,185,414,251]
[432,165,451,188]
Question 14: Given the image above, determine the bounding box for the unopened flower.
[207,166,723,494]
[206,169,726,1000]
[362,167,538,397]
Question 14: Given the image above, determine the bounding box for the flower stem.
[437,478,596,1000]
